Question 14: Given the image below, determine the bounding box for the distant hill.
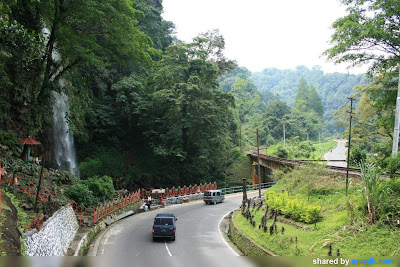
[251,65,369,134]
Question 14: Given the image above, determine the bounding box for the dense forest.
[251,66,369,135]
[1,0,400,195]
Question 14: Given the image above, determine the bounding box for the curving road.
[92,191,263,267]
[324,139,347,167]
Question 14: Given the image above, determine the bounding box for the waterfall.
[44,26,79,177]
[52,90,80,177]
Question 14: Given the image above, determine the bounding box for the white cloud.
[162,0,369,74]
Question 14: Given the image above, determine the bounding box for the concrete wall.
[23,205,78,256]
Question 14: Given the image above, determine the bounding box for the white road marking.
[165,242,172,256]
[218,211,239,256]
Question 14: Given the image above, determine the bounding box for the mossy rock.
[0,192,22,255]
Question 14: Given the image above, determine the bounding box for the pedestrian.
[159,197,163,205]
[148,195,152,207]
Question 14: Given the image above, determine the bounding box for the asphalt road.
[92,191,263,267]
[324,139,347,167]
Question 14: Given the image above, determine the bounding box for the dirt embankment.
[0,192,21,255]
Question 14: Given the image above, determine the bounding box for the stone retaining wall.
[23,205,78,256]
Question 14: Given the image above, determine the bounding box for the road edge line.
[218,211,239,256]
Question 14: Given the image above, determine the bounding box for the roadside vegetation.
[267,140,336,160]
[233,164,400,256]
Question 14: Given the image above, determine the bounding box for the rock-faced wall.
[23,205,78,256]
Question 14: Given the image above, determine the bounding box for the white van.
[203,190,224,205]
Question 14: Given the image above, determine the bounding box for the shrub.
[65,183,98,208]
[79,158,102,178]
[350,146,367,166]
[82,176,115,203]
[383,156,400,178]
[359,161,389,224]
[276,145,288,158]
[266,191,322,224]
[0,130,19,154]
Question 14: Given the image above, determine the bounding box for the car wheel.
[221,199,224,203]
[172,236,175,241]
[153,236,157,241]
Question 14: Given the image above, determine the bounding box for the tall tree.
[294,77,310,110]
[324,0,400,75]
[137,32,236,185]
[308,85,324,118]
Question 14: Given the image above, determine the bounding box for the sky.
[162,0,368,75]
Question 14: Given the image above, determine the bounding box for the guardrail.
[0,164,275,226]
[219,182,276,195]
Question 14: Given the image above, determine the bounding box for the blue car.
[152,214,177,241]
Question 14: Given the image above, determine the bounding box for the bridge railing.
[219,181,276,195]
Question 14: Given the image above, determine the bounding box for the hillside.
[251,66,369,134]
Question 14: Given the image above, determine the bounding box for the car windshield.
[204,191,212,196]
[154,218,173,225]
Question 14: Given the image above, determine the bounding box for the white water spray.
[52,90,79,177]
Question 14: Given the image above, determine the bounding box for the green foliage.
[225,150,252,185]
[136,31,236,185]
[324,0,400,75]
[359,161,389,224]
[252,66,367,136]
[383,156,400,179]
[380,178,400,223]
[1,154,40,176]
[79,146,124,179]
[276,145,289,159]
[53,172,78,186]
[266,191,322,224]
[135,0,174,51]
[350,146,367,165]
[65,183,98,208]
[0,130,18,154]
[79,158,103,178]
[81,176,115,203]
[292,141,315,159]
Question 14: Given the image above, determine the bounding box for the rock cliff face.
[0,192,22,255]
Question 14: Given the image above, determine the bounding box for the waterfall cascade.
[52,90,79,177]
[44,26,80,177]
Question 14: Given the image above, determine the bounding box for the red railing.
[1,171,58,203]
[0,166,218,225]
[140,182,217,199]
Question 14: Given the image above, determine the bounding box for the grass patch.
[233,166,400,256]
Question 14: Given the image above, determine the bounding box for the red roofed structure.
[16,136,41,162]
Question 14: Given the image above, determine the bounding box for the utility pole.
[346,97,354,196]
[319,132,321,155]
[283,123,286,148]
[257,129,261,198]
[392,68,400,156]
[239,110,242,152]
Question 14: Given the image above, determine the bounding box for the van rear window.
[154,218,173,225]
